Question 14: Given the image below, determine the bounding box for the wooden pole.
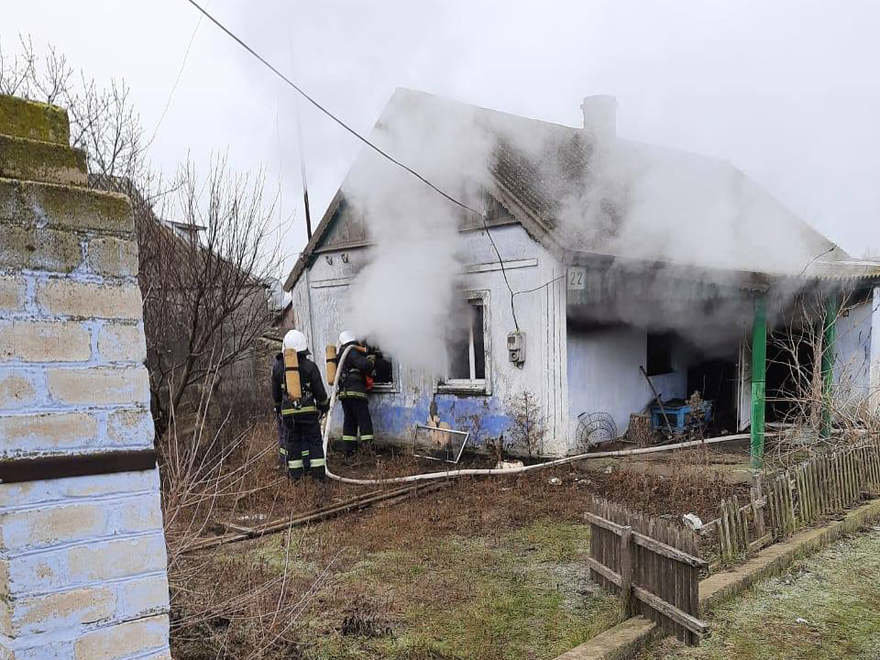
[750,294,768,469]
[640,366,676,436]
[619,525,633,615]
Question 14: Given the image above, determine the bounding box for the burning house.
[284,88,880,457]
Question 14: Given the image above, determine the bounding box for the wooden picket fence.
[586,497,708,645]
[706,438,880,563]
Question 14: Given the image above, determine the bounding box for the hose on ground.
[322,345,767,485]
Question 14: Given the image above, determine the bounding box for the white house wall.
[872,287,880,411]
[833,297,875,409]
[567,326,693,440]
[292,223,571,456]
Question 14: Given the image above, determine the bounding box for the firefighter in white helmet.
[271,330,329,480]
[336,330,376,456]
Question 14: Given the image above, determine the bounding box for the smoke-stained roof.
[284,88,852,290]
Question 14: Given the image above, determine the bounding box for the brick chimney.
[580,95,617,142]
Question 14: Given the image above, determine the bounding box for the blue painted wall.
[329,393,511,451]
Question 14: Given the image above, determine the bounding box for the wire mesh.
[411,424,469,463]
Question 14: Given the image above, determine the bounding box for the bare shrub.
[160,371,331,658]
[766,286,880,467]
[505,390,546,458]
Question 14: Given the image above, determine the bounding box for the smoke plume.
[343,92,493,373]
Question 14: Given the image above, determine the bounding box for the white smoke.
[341,90,841,362]
[343,91,494,373]
[539,133,837,275]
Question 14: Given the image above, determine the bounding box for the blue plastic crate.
[650,401,712,433]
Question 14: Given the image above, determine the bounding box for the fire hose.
[322,345,769,485]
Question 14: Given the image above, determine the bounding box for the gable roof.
[285,88,845,291]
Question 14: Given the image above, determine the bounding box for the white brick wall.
[1,101,170,659]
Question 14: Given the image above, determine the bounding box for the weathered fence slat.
[709,441,880,563]
[750,486,765,538]
[588,497,706,645]
[620,525,633,615]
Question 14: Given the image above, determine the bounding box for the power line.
[184,0,519,329]
[184,0,482,218]
[148,12,202,149]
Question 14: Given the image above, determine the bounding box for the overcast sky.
[6,0,880,277]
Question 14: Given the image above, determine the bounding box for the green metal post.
[821,292,839,439]
[750,294,767,469]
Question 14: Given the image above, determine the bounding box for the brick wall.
[0,95,170,659]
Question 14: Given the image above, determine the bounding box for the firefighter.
[272,329,330,480]
[337,330,376,457]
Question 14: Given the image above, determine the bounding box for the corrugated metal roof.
[802,260,880,281]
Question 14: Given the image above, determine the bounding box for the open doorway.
[687,357,738,433]
[765,331,816,424]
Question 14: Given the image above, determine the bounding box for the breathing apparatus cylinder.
[325,344,338,385]
[283,348,302,399]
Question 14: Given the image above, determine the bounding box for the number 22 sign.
[567,267,586,290]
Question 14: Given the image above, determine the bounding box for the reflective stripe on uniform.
[360,434,374,441]
[281,406,318,415]
[279,447,288,455]
[342,435,358,441]
[287,459,304,469]
[301,450,310,456]
[309,457,326,467]
[338,391,368,399]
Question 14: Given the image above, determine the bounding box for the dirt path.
[641,527,880,659]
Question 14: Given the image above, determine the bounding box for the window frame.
[370,355,400,394]
[437,289,492,396]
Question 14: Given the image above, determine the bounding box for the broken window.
[372,351,394,386]
[646,332,673,376]
[441,295,489,392]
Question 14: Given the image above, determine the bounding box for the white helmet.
[338,330,357,346]
[283,329,309,353]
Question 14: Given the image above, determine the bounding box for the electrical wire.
[481,217,519,329]
[512,273,567,298]
[183,0,521,330]
[148,11,203,149]
[185,0,483,220]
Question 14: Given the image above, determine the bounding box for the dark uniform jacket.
[338,343,375,399]
[272,352,330,423]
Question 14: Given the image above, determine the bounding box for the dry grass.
[166,423,752,658]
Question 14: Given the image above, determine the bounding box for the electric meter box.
[507,330,525,366]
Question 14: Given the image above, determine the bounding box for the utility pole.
[295,103,312,240]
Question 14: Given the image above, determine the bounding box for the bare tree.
[1,36,285,437]
[143,157,282,435]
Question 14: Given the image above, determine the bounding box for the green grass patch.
[644,528,880,660]
[294,519,620,659]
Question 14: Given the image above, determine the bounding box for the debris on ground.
[495,459,525,470]
[682,513,703,531]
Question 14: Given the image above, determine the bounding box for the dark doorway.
[687,358,737,432]
[765,332,816,424]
